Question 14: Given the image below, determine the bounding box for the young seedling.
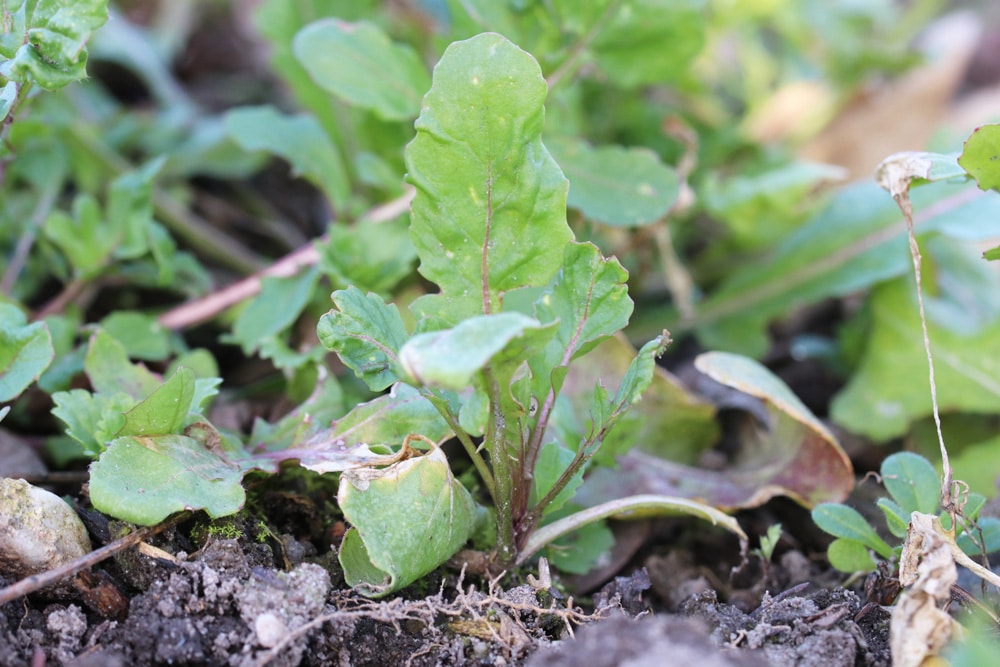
[318,32,744,595]
[812,451,1000,574]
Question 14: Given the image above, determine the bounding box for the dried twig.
[158,187,415,330]
[0,512,188,606]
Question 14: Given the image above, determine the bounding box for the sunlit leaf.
[318,286,409,392]
[405,33,572,323]
[399,312,555,391]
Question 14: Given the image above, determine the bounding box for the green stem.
[483,368,516,564]
[516,494,748,566]
[424,390,496,499]
[518,429,601,548]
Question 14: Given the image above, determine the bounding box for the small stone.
[0,478,91,587]
[255,612,287,648]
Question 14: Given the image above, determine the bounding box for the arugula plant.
[316,32,742,594]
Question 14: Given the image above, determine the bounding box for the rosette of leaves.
[317,32,743,597]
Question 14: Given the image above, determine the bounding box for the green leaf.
[880,452,940,516]
[51,390,132,456]
[689,180,1000,356]
[812,503,893,559]
[876,498,909,539]
[44,194,115,279]
[581,0,706,88]
[316,215,417,296]
[84,330,160,400]
[107,157,164,260]
[224,105,349,205]
[399,312,555,391]
[117,368,197,437]
[293,19,430,121]
[231,268,319,355]
[405,32,572,322]
[531,442,583,517]
[826,538,878,573]
[831,268,1000,441]
[337,447,477,597]
[959,124,1000,193]
[0,0,109,90]
[544,514,614,575]
[99,311,170,361]
[0,304,54,401]
[89,434,245,524]
[610,335,671,412]
[552,335,718,466]
[318,286,409,392]
[0,81,17,122]
[958,517,1000,556]
[548,139,678,226]
[535,242,632,370]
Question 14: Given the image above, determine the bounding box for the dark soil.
[0,502,893,666]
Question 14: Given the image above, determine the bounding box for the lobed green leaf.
[318,286,409,392]
[534,242,632,370]
[0,0,109,90]
[405,32,572,323]
[99,311,170,361]
[84,330,160,400]
[117,368,197,437]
